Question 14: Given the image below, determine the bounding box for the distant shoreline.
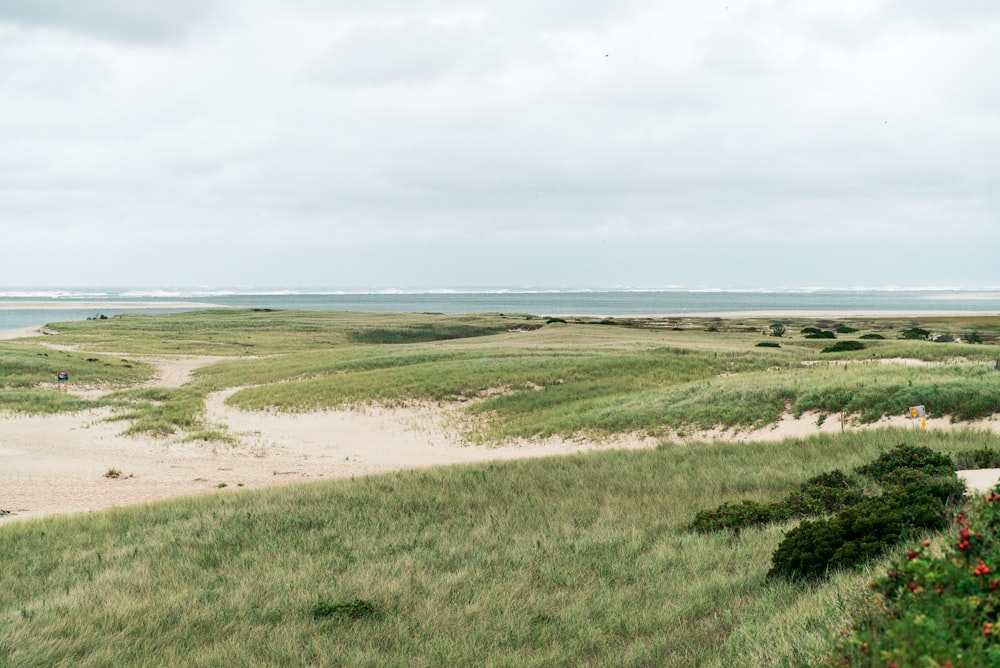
[0,301,227,311]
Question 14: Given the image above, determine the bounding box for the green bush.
[768,483,953,580]
[859,333,886,340]
[854,444,955,482]
[901,327,932,341]
[967,331,984,344]
[755,342,781,348]
[835,325,860,334]
[806,331,837,339]
[688,470,863,534]
[801,327,823,335]
[688,500,779,534]
[820,341,865,353]
[833,490,1000,665]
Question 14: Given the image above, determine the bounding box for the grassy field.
[2,310,1000,665]
[16,309,1000,440]
[4,429,998,666]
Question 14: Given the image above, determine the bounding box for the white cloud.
[0,1,997,287]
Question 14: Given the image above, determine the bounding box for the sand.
[3,329,1000,523]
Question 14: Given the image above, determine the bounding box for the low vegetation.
[3,429,1000,666]
[2,310,1000,664]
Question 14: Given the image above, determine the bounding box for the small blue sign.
[57,372,69,382]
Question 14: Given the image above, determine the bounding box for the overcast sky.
[1,1,998,288]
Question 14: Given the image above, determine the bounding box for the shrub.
[756,342,781,348]
[801,327,823,335]
[688,500,778,534]
[768,483,953,580]
[859,333,886,340]
[967,331,984,344]
[835,325,859,334]
[934,334,956,343]
[820,341,865,353]
[770,324,786,338]
[545,317,567,324]
[806,331,837,339]
[901,327,932,341]
[832,491,1000,665]
[688,470,862,534]
[854,444,955,482]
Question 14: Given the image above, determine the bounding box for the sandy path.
[3,352,1000,524]
[0,355,657,523]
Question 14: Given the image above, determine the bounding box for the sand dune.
[2,353,999,523]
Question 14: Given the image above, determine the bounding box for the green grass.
[5,428,997,666]
[4,311,1000,664]
[0,342,153,416]
[25,311,1000,440]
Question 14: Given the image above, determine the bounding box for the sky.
[1,0,998,289]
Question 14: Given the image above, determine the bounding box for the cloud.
[1,1,998,287]
[0,0,220,42]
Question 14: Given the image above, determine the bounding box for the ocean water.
[1,287,999,331]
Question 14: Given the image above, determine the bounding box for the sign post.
[56,371,69,393]
[909,405,926,430]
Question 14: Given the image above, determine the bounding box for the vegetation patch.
[902,327,932,341]
[833,490,1000,666]
[346,323,522,344]
[312,598,382,622]
[692,445,965,582]
[821,341,866,353]
[689,470,862,534]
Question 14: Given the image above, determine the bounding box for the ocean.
[2,287,1000,331]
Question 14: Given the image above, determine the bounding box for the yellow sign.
[909,405,926,419]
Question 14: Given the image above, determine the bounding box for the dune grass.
[4,311,1000,664]
[5,428,997,666]
[22,310,1000,440]
[0,342,153,416]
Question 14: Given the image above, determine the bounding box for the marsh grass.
[5,428,993,666]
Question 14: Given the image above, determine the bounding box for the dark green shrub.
[859,333,886,340]
[768,485,952,580]
[688,500,778,533]
[901,327,932,341]
[801,327,823,335]
[797,469,864,513]
[689,470,863,534]
[854,444,955,482]
[545,317,567,324]
[821,341,865,353]
[967,331,984,344]
[756,342,781,348]
[935,334,956,343]
[805,331,837,339]
[770,324,786,337]
[835,325,859,334]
